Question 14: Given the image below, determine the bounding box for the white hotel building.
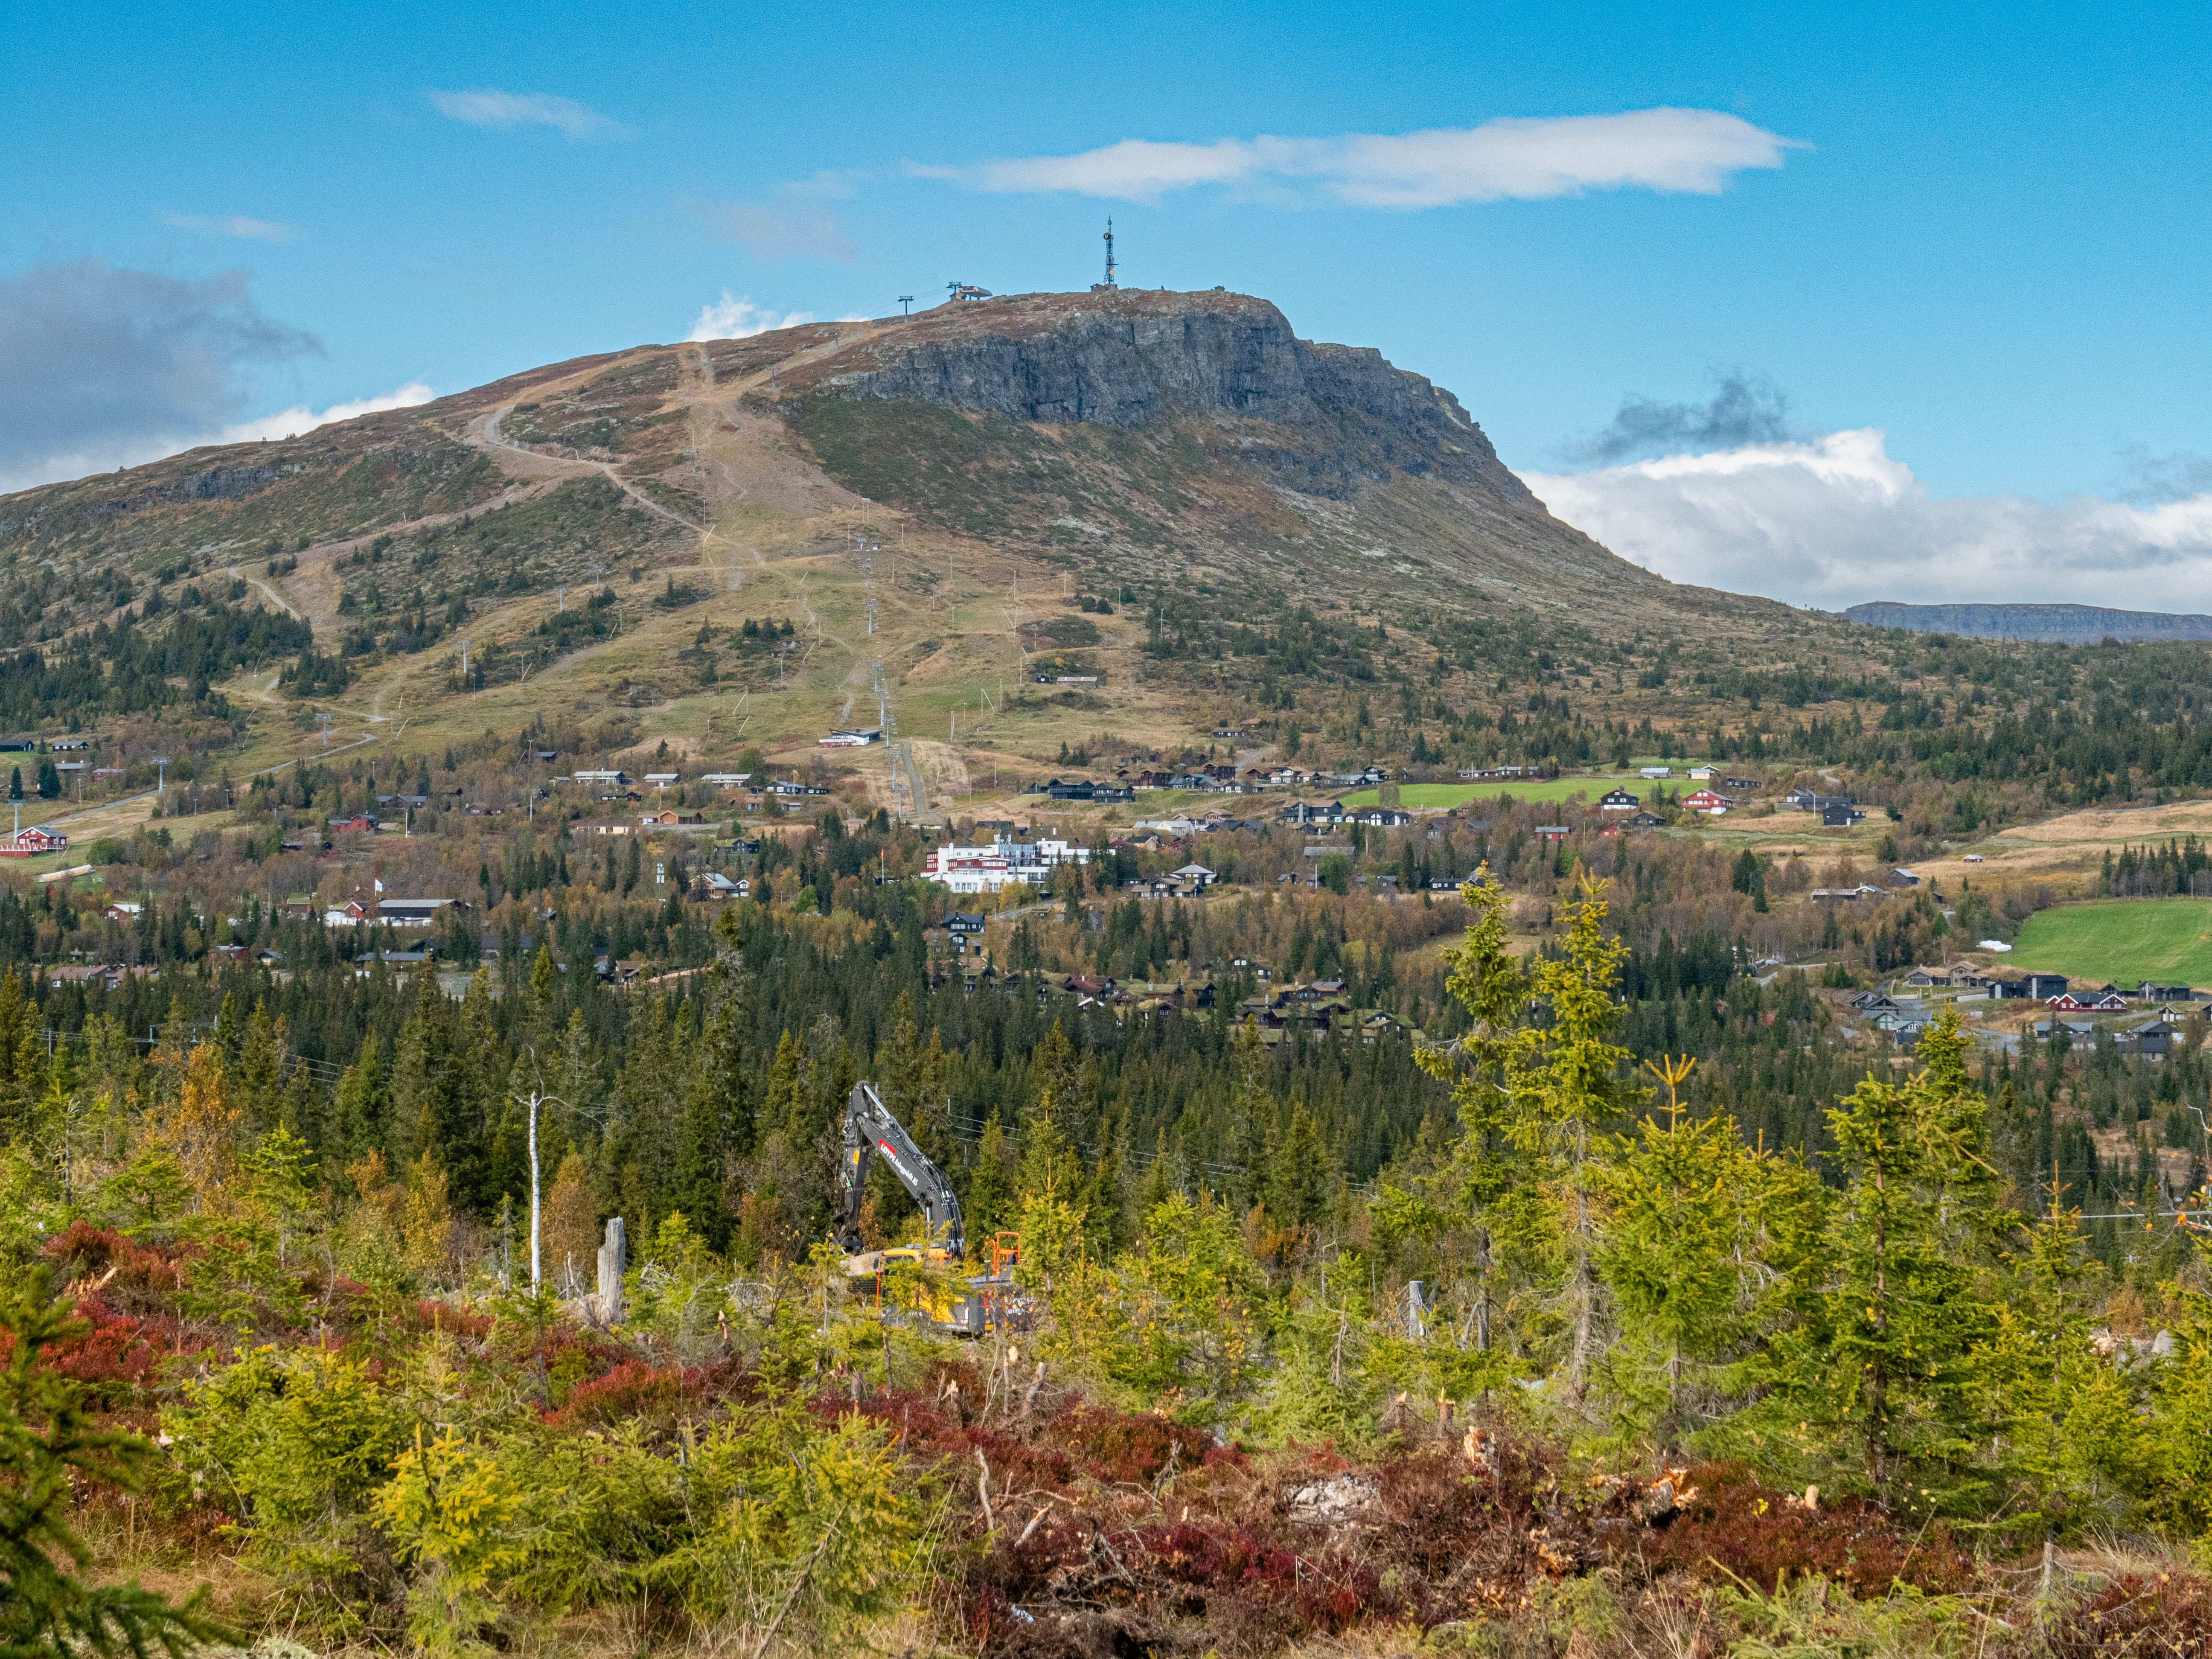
[920,835,1090,895]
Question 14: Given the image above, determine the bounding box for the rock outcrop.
[797,289,1537,503]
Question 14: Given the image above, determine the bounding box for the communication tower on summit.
[1093,218,1118,291]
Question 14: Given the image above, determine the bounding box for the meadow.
[1339,774,1642,809]
[2009,896,2212,988]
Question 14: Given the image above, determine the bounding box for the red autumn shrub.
[41,1305,175,1403]
[1640,1461,1979,1595]
[1045,1401,1212,1485]
[2043,1572,2212,1656]
[41,1223,190,1320]
[1140,1519,1383,1637]
[1370,1444,1546,1595]
[833,1385,1079,1495]
[547,1359,693,1425]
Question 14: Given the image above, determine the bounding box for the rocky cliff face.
[759,288,1749,624]
[793,290,1536,503]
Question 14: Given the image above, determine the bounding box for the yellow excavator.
[834,1080,1020,1336]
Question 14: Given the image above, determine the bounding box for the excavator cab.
[833,1083,1026,1336]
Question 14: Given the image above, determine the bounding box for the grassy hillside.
[12,291,2212,884]
[2010,896,2212,987]
[1339,775,1665,809]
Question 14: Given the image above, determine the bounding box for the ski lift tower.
[856,532,877,637]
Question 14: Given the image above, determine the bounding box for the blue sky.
[10,0,2212,606]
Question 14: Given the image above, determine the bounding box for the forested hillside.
[8,293,2212,1656]
[7,848,2212,1656]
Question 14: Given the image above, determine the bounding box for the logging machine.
[835,1080,1019,1336]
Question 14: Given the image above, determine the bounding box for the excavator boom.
[835,1081,965,1257]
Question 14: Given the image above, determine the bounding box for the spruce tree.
[1598,1057,1745,1432]
[763,1029,808,1144]
[1601,1054,1825,1447]
[965,1109,1013,1243]
[1382,866,1534,1385]
[1,1267,230,1659]
[1523,877,1642,1397]
[1759,1015,1998,1505]
[1016,1091,1081,1204]
[1265,1105,1328,1231]
[328,1036,388,1168]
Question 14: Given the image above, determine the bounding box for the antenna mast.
[1102,217,1117,289]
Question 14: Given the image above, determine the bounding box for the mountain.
[0,289,1768,623]
[770,288,1729,627]
[1843,600,2212,644]
[0,289,1834,784]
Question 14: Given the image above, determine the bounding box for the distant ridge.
[1843,601,2212,645]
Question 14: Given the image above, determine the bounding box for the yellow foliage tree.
[154,1044,239,1217]
[540,1153,598,1295]
[402,1153,456,1287]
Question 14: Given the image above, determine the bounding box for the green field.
[2011,898,2212,989]
[1339,775,1651,809]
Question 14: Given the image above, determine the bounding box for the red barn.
[0,825,68,858]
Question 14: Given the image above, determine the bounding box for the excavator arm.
[835,1081,965,1257]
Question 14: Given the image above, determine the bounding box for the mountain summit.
[0,290,1800,765]
[0,289,1720,623]
[767,288,1689,621]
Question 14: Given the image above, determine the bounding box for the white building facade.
[920,835,1089,895]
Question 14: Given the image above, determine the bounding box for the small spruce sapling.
[1,1266,230,1659]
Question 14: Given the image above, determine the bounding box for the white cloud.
[1522,429,2212,610]
[0,259,320,491]
[427,88,630,140]
[3,383,434,493]
[218,381,435,445]
[685,294,816,342]
[920,108,1803,207]
[162,213,296,242]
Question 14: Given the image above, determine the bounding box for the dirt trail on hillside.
[228,565,301,620]
[475,407,722,542]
